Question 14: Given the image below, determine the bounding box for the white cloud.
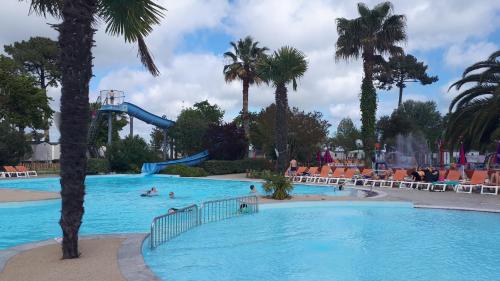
[444,41,498,68]
[2,0,499,141]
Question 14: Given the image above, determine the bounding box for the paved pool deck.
[204,173,500,213]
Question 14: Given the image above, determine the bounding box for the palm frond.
[137,35,159,76]
[24,0,62,17]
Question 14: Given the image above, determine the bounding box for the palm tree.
[26,0,164,259]
[335,2,406,161]
[223,36,268,142]
[257,46,308,171]
[446,51,500,149]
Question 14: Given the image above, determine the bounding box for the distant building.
[26,142,61,162]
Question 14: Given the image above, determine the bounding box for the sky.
[1,0,499,141]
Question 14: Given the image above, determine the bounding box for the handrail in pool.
[150,195,258,249]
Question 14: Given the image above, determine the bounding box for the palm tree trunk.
[360,52,377,164]
[242,79,250,156]
[58,0,97,259]
[275,83,288,172]
[397,77,404,107]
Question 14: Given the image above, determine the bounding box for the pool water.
[143,202,500,281]
[0,175,345,249]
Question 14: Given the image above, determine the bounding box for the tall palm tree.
[26,0,164,259]
[223,36,268,142]
[335,2,406,161]
[257,46,308,171]
[446,50,500,149]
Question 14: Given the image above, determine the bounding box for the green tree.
[0,55,53,132]
[0,121,32,165]
[4,36,61,141]
[257,46,308,171]
[169,100,224,155]
[250,104,329,164]
[377,100,442,150]
[150,127,164,152]
[26,0,165,258]
[223,36,268,142]
[330,118,361,152]
[4,37,60,89]
[335,2,406,161]
[107,135,160,173]
[375,54,438,107]
[445,50,500,150]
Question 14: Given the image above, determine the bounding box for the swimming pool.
[143,202,500,281]
[0,175,345,249]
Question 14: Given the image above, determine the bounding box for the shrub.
[201,158,272,175]
[107,135,160,173]
[160,165,209,177]
[86,158,110,175]
[247,169,273,179]
[262,174,294,200]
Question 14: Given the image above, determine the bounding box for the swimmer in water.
[249,185,257,193]
[169,191,175,199]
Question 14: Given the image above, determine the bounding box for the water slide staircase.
[88,97,209,174]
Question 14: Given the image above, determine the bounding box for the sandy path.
[0,189,59,203]
[0,238,126,281]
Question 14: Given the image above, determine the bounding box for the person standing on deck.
[289,158,298,176]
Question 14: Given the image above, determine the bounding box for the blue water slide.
[141,150,210,174]
[100,102,174,129]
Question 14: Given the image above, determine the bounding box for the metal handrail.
[199,195,258,224]
[150,204,199,249]
[149,195,259,249]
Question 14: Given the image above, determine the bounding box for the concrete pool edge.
[0,233,159,281]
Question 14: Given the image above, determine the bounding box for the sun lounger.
[314,166,333,184]
[15,165,37,177]
[337,168,357,185]
[455,170,488,193]
[292,167,308,182]
[381,169,407,188]
[305,167,320,183]
[327,168,346,184]
[2,166,24,177]
[481,182,500,195]
[431,170,461,192]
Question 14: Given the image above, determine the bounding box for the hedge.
[160,165,209,177]
[87,158,110,175]
[201,158,272,175]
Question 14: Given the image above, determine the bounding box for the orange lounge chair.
[3,166,24,177]
[455,170,488,193]
[327,168,346,184]
[15,165,37,177]
[431,170,461,192]
[292,167,308,182]
[481,171,500,195]
[305,167,320,183]
[339,168,357,184]
[383,169,408,188]
[314,165,333,184]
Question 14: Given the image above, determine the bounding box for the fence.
[199,196,258,224]
[150,204,199,249]
[149,195,258,249]
[22,162,60,172]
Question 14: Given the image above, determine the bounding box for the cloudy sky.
[1,0,499,141]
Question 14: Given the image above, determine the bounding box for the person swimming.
[141,187,158,197]
[169,191,175,199]
[249,185,257,193]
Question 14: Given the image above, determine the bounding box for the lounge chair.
[455,170,488,193]
[481,175,500,195]
[15,165,37,177]
[327,168,345,184]
[431,170,461,192]
[399,170,418,189]
[3,166,24,177]
[354,168,371,185]
[383,169,408,188]
[314,165,333,184]
[338,168,357,185]
[364,170,389,187]
[292,167,308,182]
[304,167,320,183]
